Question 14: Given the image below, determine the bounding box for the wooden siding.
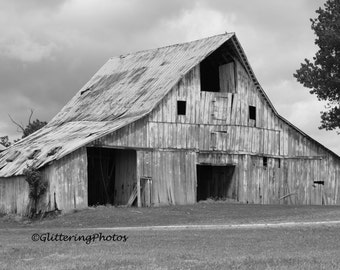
[137,150,196,206]
[42,147,88,213]
[91,117,148,149]
[146,58,336,159]
[87,56,340,207]
[0,176,28,215]
[219,62,236,93]
[0,147,88,215]
[198,153,340,205]
[141,58,340,205]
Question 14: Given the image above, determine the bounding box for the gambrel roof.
[0,33,338,177]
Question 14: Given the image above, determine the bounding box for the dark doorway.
[200,42,237,93]
[87,147,136,206]
[196,165,235,201]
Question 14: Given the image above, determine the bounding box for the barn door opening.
[87,148,137,206]
[196,165,235,201]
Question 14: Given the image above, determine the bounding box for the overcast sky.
[1,0,338,155]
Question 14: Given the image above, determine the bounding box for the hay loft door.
[196,165,235,201]
[87,148,137,206]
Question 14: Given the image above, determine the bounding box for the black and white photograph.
[0,0,340,269]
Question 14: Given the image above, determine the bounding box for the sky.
[0,0,339,155]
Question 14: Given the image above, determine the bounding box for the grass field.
[1,202,340,269]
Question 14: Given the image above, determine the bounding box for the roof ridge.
[112,32,235,59]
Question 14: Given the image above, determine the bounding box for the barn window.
[177,100,186,115]
[249,106,256,120]
[313,180,324,185]
[263,157,268,167]
[248,106,256,127]
[200,58,220,92]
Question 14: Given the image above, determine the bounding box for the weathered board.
[136,150,197,206]
[0,176,28,215]
[41,147,88,213]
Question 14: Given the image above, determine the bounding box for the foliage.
[9,109,47,140]
[22,119,47,138]
[0,136,11,147]
[23,165,48,217]
[294,0,340,131]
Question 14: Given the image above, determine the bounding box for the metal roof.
[0,33,234,177]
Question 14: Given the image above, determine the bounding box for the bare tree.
[8,109,47,139]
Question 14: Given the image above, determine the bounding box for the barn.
[1,33,340,215]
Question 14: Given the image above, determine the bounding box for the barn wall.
[144,56,340,206]
[0,147,88,215]
[148,66,201,125]
[0,176,29,215]
[197,153,340,205]
[237,155,340,205]
[91,117,148,149]
[89,55,340,207]
[196,154,282,204]
[145,61,283,155]
[136,150,196,206]
[42,147,88,213]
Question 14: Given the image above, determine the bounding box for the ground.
[1,202,340,269]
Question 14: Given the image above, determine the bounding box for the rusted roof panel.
[0,33,234,177]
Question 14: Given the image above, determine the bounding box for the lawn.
[1,202,340,269]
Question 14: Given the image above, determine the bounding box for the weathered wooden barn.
[1,33,340,215]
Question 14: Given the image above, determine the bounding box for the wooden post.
[136,152,141,207]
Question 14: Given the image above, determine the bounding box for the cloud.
[0,0,62,63]
[0,0,338,155]
[164,2,236,41]
[0,30,58,62]
[0,0,67,11]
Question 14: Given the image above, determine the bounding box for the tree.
[294,0,340,131]
[0,136,11,147]
[9,109,47,139]
[23,164,48,218]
